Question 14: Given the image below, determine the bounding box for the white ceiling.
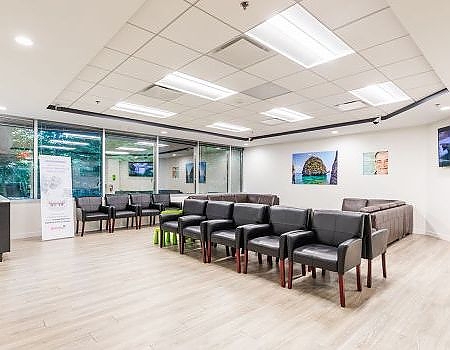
[1,0,449,147]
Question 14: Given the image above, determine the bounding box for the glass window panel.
[158,139,195,194]
[199,145,229,194]
[0,124,34,199]
[230,148,243,193]
[38,124,102,198]
[105,133,155,194]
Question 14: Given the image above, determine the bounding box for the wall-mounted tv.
[128,162,153,177]
[438,126,450,167]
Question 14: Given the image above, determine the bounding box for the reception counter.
[0,195,10,261]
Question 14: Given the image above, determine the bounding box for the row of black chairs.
[159,199,389,307]
[75,193,181,236]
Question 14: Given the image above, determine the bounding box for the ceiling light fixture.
[261,107,313,122]
[15,35,34,47]
[439,106,450,111]
[0,106,6,111]
[156,72,237,101]
[246,4,354,68]
[207,122,251,133]
[336,100,367,111]
[135,141,169,147]
[331,130,339,134]
[111,102,176,118]
[349,82,410,106]
[161,131,168,134]
[40,145,76,151]
[117,147,147,152]
[62,132,100,140]
[49,140,89,146]
[106,151,130,155]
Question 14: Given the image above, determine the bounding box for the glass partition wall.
[199,145,229,194]
[230,147,243,193]
[105,133,155,194]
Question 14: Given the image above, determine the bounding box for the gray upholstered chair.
[159,199,207,248]
[181,201,234,262]
[153,193,182,211]
[105,194,138,233]
[130,193,160,228]
[75,196,111,236]
[241,206,311,287]
[205,203,269,273]
[287,210,365,307]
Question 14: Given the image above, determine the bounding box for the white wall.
[105,158,154,194]
[244,120,450,236]
[159,155,195,194]
[198,150,228,193]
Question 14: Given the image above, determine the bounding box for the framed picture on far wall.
[185,162,194,183]
[171,166,179,179]
[199,161,206,183]
[292,151,338,185]
[363,151,389,175]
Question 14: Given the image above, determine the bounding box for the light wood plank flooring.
[0,229,449,350]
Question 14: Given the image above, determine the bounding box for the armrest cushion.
[99,205,111,216]
[364,229,388,259]
[338,238,362,274]
[179,215,206,230]
[360,205,381,213]
[170,201,183,209]
[160,213,182,224]
[149,203,162,211]
[242,224,272,250]
[76,207,85,220]
[128,204,140,213]
[202,219,234,240]
[287,230,314,258]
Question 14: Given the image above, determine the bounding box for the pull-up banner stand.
[39,155,74,241]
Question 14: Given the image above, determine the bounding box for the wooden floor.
[1,229,450,350]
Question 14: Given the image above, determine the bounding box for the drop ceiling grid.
[52,0,445,138]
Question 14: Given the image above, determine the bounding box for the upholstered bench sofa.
[188,193,279,206]
[342,198,413,244]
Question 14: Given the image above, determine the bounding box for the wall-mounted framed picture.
[292,151,338,185]
[171,166,179,179]
[185,162,194,183]
[363,151,389,175]
[199,161,206,183]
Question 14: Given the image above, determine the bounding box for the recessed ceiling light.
[331,130,339,135]
[207,122,251,133]
[161,131,168,134]
[261,108,313,122]
[135,141,154,146]
[111,102,176,118]
[117,147,147,152]
[0,106,6,111]
[172,153,177,157]
[336,100,367,111]
[40,145,76,151]
[62,132,100,140]
[106,151,130,155]
[440,106,450,111]
[243,143,249,146]
[156,72,237,101]
[349,82,411,106]
[246,4,354,68]
[15,35,34,47]
[49,140,89,146]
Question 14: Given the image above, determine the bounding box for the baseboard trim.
[423,231,450,242]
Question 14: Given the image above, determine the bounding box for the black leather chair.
[287,210,365,307]
[242,206,311,287]
[159,199,207,248]
[75,197,111,236]
[153,193,182,211]
[105,194,138,233]
[362,216,388,287]
[181,201,234,262]
[130,193,160,228]
[205,203,269,273]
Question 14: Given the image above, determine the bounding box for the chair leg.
[181,236,185,254]
[236,247,241,273]
[99,220,102,231]
[231,247,236,258]
[81,221,85,237]
[322,269,326,277]
[225,246,230,256]
[76,220,79,234]
[201,242,206,263]
[258,253,263,264]
[356,264,362,291]
[159,228,164,248]
[139,216,142,229]
[243,249,248,274]
[382,252,387,278]
[207,241,212,263]
[338,274,345,307]
[311,267,316,279]
[301,264,306,276]
[126,218,129,228]
[135,216,138,230]
[280,258,285,287]
[288,259,293,289]
[276,257,279,264]
[367,258,372,288]
[112,219,115,233]
[267,256,273,266]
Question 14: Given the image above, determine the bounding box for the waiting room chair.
[153,193,182,211]
[105,194,138,233]
[130,193,160,228]
[75,196,111,236]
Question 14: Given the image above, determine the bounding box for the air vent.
[211,36,274,69]
[243,82,290,100]
[140,85,183,101]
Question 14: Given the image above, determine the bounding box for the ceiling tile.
[244,54,303,80]
[196,0,294,31]
[311,54,372,81]
[216,71,265,92]
[265,92,308,106]
[173,94,210,107]
[180,108,216,119]
[378,56,432,80]
[405,83,446,101]
[317,92,361,107]
[289,100,326,114]
[99,72,149,93]
[179,56,238,81]
[158,101,193,113]
[242,82,290,100]
[90,48,128,70]
[360,36,423,67]
[394,71,442,91]
[309,107,341,119]
[88,85,132,102]
[65,79,95,94]
[124,94,166,107]
[129,0,191,33]
[106,23,155,55]
[333,69,387,90]
[201,102,236,113]
[134,36,202,69]
[115,57,171,83]
[298,82,345,99]
[275,70,326,91]
[77,65,110,83]
[55,90,83,105]
[72,95,116,112]
[335,8,407,51]
[160,7,240,53]
[221,93,260,106]
[301,0,388,30]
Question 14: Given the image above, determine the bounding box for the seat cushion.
[141,208,160,216]
[114,210,136,219]
[161,221,178,233]
[210,229,236,247]
[293,244,338,272]
[247,235,280,257]
[84,211,109,221]
[183,225,201,240]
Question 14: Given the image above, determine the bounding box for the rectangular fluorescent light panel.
[106,151,130,155]
[336,100,367,111]
[246,4,354,68]
[40,145,76,151]
[135,142,169,147]
[62,132,100,140]
[349,82,411,106]
[117,147,147,152]
[156,72,237,101]
[261,108,313,122]
[49,139,89,146]
[207,122,251,133]
[111,102,176,118]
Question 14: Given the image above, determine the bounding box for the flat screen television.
[438,126,450,167]
[128,162,153,177]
